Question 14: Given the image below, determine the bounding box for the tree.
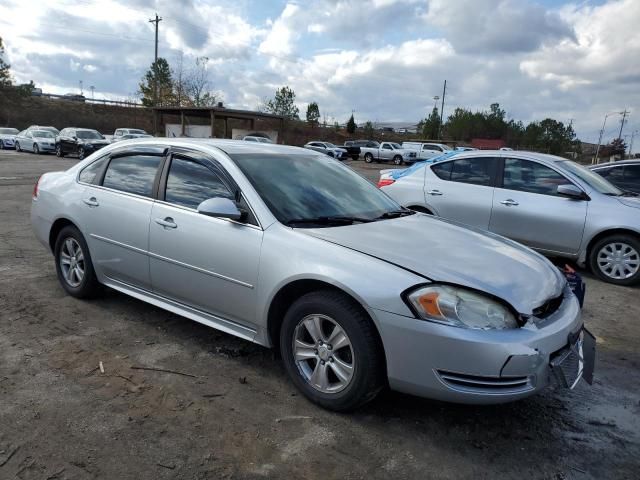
[138,58,174,107]
[421,107,440,139]
[363,121,374,139]
[16,80,35,97]
[263,86,299,119]
[601,138,627,158]
[185,57,220,107]
[0,37,12,87]
[306,101,320,126]
[346,114,356,134]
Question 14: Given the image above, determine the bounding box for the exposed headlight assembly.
[405,285,518,330]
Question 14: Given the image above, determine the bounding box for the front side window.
[597,166,624,180]
[165,157,233,209]
[502,158,569,195]
[625,165,640,181]
[79,156,109,184]
[102,155,161,197]
[450,157,497,186]
[232,153,401,225]
[382,144,392,150]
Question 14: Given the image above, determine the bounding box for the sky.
[0,0,638,147]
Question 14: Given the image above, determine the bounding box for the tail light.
[33,175,41,199]
[377,178,395,188]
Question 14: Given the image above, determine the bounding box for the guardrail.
[38,93,145,108]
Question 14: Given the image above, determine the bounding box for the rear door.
[489,157,587,254]
[148,150,263,332]
[78,148,165,289]
[423,156,498,229]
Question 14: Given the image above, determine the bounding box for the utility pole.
[629,130,639,158]
[594,111,623,164]
[149,13,162,106]
[617,109,629,141]
[89,85,95,99]
[79,80,83,95]
[439,80,447,140]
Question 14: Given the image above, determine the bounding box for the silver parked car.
[304,141,349,160]
[31,139,594,410]
[0,127,19,149]
[380,150,640,285]
[590,160,640,195]
[15,129,57,154]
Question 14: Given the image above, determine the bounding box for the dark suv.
[56,128,110,159]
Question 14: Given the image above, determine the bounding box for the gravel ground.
[0,150,639,479]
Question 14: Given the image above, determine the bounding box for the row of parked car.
[0,126,151,159]
[303,139,477,165]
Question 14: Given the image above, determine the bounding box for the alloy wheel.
[78,147,85,160]
[15,142,20,152]
[597,242,639,280]
[292,314,355,394]
[33,144,39,154]
[59,237,85,288]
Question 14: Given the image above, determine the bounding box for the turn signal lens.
[377,178,395,188]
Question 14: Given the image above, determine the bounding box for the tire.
[327,151,334,158]
[364,152,373,163]
[78,147,85,160]
[589,234,640,286]
[33,144,39,154]
[280,290,385,411]
[0,141,4,150]
[15,142,21,152]
[393,155,403,166]
[54,225,101,298]
[56,145,64,157]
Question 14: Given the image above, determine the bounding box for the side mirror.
[197,197,242,221]
[557,184,586,199]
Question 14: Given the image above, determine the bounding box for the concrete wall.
[0,90,153,134]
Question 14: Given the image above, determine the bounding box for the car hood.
[33,136,55,142]
[616,196,640,209]
[301,214,565,314]
[331,147,347,152]
[80,139,109,144]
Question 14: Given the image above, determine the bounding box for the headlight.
[405,285,518,330]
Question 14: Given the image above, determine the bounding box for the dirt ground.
[1,150,639,480]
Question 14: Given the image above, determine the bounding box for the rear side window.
[450,157,497,186]
[79,156,109,184]
[102,155,161,197]
[431,161,453,180]
[625,165,640,181]
[502,158,569,195]
[598,166,624,180]
[165,157,233,209]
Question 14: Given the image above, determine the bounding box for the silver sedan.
[15,129,57,154]
[31,139,594,410]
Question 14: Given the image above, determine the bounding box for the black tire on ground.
[327,151,334,158]
[0,141,4,150]
[33,144,40,154]
[393,155,403,165]
[280,290,385,411]
[56,145,64,157]
[588,233,640,286]
[15,142,21,152]
[54,225,102,298]
[78,147,85,160]
[364,153,373,163]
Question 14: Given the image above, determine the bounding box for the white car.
[402,142,453,161]
[113,128,148,141]
[304,141,349,160]
[15,129,57,154]
[242,135,273,143]
[0,127,19,149]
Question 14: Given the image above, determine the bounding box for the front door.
[489,157,587,255]
[149,152,263,330]
[78,152,164,289]
[424,156,498,229]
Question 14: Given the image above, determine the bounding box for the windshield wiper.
[286,216,373,226]
[373,209,416,220]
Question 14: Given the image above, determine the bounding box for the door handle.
[83,197,99,207]
[427,189,443,196]
[155,217,177,229]
[500,199,519,206]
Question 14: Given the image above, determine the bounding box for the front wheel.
[33,143,40,154]
[54,225,101,298]
[56,145,64,157]
[78,147,86,160]
[589,234,640,286]
[364,153,373,163]
[393,155,403,165]
[280,290,384,411]
[15,142,21,152]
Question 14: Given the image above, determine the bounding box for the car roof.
[590,160,640,168]
[440,149,569,164]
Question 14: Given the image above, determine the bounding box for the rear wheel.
[589,234,640,286]
[364,152,373,163]
[54,225,101,298]
[280,290,385,411]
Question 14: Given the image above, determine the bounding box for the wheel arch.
[49,217,79,251]
[584,228,640,264]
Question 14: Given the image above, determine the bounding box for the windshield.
[0,128,18,134]
[33,130,55,138]
[390,143,402,149]
[441,144,452,151]
[560,161,622,195]
[324,143,337,148]
[76,130,103,139]
[232,153,403,226]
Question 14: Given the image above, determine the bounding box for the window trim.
[496,157,581,197]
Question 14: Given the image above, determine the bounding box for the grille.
[532,294,563,319]
[550,342,583,389]
[436,370,533,394]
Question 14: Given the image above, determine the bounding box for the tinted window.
[76,130,102,139]
[450,157,497,186]
[165,157,233,209]
[79,156,109,184]
[102,155,161,197]
[382,144,392,150]
[423,145,440,151]
[598,166,624,180]
[503,158,569,195]
[431,161,453,180]
[625,165,640,181]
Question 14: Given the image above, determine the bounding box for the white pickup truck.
[401,142,453,161]
[360,141,417,165]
